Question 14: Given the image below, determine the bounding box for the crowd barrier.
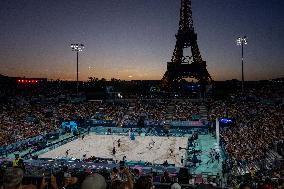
[88,118,206,128]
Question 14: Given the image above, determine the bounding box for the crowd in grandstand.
[0,81,284,188]
[172,101,200,121]
[1,160,283,189]
[209,96,283,165]
[0,165,224,189]
[123,100,169,126]
[0,101,57,146]
[207,87,284,188]
[0,96,202,146]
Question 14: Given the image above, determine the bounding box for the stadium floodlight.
[236,36,248,94]
[236,36,248,46]
[71,44,84,52]
[70,43,85,94]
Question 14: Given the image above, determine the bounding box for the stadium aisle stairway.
[199,104,208,125]
[164,101,175,129]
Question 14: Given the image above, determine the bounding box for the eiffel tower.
[162,0,212,90]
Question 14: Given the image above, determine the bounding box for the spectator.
[2,167,36,189]
[135,175,154,189]
[161,171,171,183]
[109,180,129,189]
[81,173,107,189]
[239,183,252,189]
[171,183,181,189]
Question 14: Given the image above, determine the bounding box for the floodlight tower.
[71,43,84,93]
[236,36,247,94]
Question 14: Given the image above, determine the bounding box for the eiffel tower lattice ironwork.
[161,0,212,90]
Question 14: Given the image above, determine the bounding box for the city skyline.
[0,0,283,81]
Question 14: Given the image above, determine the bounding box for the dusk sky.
[0,0,283,81]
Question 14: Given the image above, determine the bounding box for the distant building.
[0,74,47,85]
